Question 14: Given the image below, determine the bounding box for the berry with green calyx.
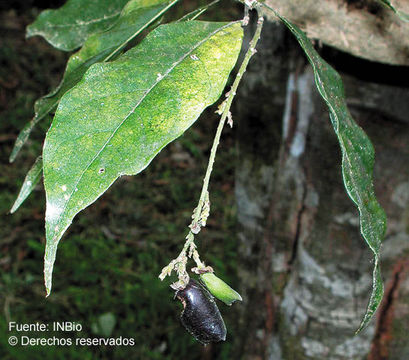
[175,279,226,344]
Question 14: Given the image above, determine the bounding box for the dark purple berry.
[176,279,227,344]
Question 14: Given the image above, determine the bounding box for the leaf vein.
[52,22,238,237]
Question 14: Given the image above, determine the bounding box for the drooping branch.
[264,0,409,65]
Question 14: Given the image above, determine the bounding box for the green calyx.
[199,273,242,306]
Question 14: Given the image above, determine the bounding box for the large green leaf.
[10,0,177,163]
[268,8,387,331]
[26,0,130,51]
[10,156,43,214]
[377,0,409,22]
[43,21,243,295]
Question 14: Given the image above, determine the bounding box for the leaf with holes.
[10,0,177,162]
[26,0,130,51]
[275,12,387,332]
[43,20,243,296]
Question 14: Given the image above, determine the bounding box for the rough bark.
[264,0,409,66]
[234,19,409,360]
[233,20,302,359]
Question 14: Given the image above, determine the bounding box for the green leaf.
[10,0,178,163]
[377,0,409,22]
[26,0,130,51]
[10,156,43,214]
[270,9,387,332]
[43,20,243,296]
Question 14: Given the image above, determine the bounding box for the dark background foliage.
[0,1,241,358]
[1,0,409,359]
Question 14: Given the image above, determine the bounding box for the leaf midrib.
[319,71,379,254]
[104,0,178,62]
[48,21,238,239]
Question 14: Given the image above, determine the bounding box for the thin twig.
[159,4,265,289]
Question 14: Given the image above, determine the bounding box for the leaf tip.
[43,238,58,299]
[10,191,23,214]
[9,148,18,163]
[25,24,35,40]
[44,270,53,298]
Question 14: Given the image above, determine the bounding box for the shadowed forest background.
[1,0,409,359]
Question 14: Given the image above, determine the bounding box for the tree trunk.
[233,19,409,360]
